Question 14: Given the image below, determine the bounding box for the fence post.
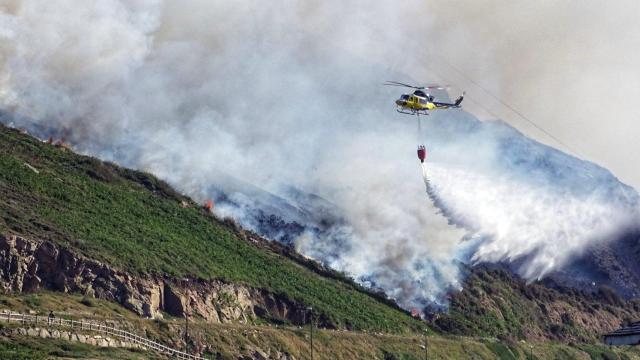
[6,311,9,323]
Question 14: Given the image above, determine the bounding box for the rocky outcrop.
[0,233,308,325]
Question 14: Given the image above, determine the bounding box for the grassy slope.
[434,267,640,343]
[0,125,420,333]
[0,336,160,360]
[2,291,639,360]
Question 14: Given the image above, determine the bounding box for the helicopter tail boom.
[433,92,465,109]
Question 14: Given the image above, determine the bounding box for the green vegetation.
[3,125,640,358]
[483,340,518,360]
[0,125,421,333]
[578,344,623,360]
[2,288,640,359]
[434,267,640,342]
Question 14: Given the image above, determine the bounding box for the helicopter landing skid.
[396,109,429,116]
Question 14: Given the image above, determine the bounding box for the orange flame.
[54,138,70,149]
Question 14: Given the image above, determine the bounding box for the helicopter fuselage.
[394,89,463,115]
[384,81,464,115]
[395,93,436,115]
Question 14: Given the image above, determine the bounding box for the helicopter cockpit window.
[400,95,410,100]
[419,98,427,104]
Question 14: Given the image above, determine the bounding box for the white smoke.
[420,0,640,190]
[429,163,632,279]
[421,112,638,276]
[0,1,637,311]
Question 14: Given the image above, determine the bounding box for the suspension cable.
[419,52,585,158]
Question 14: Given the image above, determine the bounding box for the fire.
[54,138,70,150]
[204,199,214,212]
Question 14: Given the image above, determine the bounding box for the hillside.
[2,291,640,360]
[0,124,421,333]
[4,123,640,359]
[434,266,640,343]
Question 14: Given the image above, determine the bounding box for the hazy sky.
[415,0,640,190]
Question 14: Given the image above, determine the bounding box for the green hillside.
[0,124,421,333]
[434,266,640,342]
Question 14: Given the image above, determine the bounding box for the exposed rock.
[0,233,308,325]
[251,347,269,360]
[163,284,186,317]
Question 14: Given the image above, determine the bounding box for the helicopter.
[384,81,465,115]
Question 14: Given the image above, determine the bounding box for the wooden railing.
[0,310,206,360]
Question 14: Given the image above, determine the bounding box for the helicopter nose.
[396,99,405,106]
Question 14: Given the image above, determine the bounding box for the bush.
[80,297,95,307]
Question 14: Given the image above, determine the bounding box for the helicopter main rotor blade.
[384,81,451,90]
[384,80,424,89]
[383,83,416,87]
[423,84,450,90]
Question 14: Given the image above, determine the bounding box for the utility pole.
[529,344,533,360]
[307,307,314,360]
[424,328,428,360]
[184,314,189,353]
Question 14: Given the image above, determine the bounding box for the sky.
[414,0,640,190]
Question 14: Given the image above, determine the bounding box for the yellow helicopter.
[384,81,465,115]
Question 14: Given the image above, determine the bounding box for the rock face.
[0,233,307,324]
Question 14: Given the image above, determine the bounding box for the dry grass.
[2,292,640,360]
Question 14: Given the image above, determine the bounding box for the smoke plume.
[1,0,638,311]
